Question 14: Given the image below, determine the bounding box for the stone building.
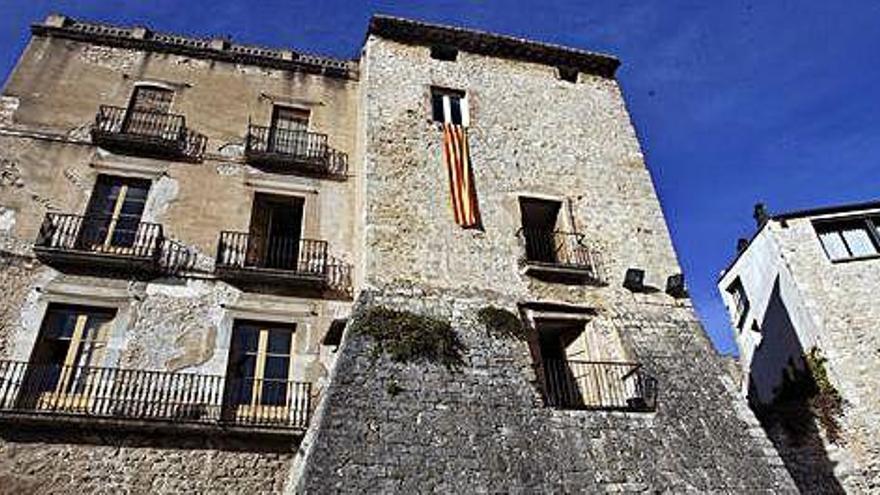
[719,201,880,493]
[0,13,797,493]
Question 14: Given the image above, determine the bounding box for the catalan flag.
[442,123,481,228]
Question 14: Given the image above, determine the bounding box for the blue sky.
[2,1,878,355]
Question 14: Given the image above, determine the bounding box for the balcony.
[216,231,352,293]
[541,359,658,412]
[244,125,348,178]
[518,229,604,284]
[91,105,208,162]
[34,213,164,274]
[0,360,311,434]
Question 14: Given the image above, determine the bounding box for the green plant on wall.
[766,346,845,445]
[477,306,530,341]
[352,306,466,370]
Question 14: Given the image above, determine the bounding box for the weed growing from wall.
[477,306,530,341]
[352,306,466,370]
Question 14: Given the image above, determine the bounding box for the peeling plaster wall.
[0,27,359,492]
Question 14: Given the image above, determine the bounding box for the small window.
[816,218,880,261]
[430,45,458,61]
[727,278,750,331]
[431,88,468,126]
[557,66,579,83]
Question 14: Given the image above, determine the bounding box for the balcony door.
[520,197,562,263]
[268,106,309,155]
[122,85,175,138]
[224,320,297,423]
[20,304,116,411]
[535,318,635,410]
[79,175,151,254]
[247,193,304,270]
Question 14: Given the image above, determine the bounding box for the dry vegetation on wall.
[477,306,530,341]
[760,346,845,445]
[352,306,466,370]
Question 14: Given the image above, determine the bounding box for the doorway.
[247,193,305,270]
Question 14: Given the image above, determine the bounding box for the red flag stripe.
[441,122,480,228]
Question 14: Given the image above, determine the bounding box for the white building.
[718,201,880,490]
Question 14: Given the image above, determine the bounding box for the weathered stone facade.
[720,203,880,492]
[293,18,796,494]
[0,13,798,494]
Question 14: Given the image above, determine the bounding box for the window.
[431,88,468,126]
[22,304,116,410]
[430,45,458,61]
[122,85,175,137]
[128,85,174,114]
[816,218,880,261]
[247,193,305,269]
[519,197,562,263]
[268,106,310,155]
[80,175,151,250]
[225,320,296,418]
[727,278,750,331]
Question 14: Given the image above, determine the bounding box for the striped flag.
[442,123,481,228]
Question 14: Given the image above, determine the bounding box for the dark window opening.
[224,320,296,409]
[431,87,466,125]
[430,45,458,61]
[557,66,579,83]
[727,278,750,331]
[20,304,116,408]
[531,317,655,411]
[80,175,151,249]
[128,86,173,114]
[268,106,310,154]
[247,193,305,270]
[519,197,562,263]
[122,85,174,136]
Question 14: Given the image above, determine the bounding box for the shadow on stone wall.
[0,421,299,454]
[749,277,845,494]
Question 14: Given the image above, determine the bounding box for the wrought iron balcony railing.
[91,105,208,162]
[518,229,604,284]
[35,212,164,271]
[216,231,327,280]
[541,359,658,412]
[0,360,311,431]
[244,125,348,178]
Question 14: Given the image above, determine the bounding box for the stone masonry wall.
[0,428,293,494]
[773,214,880,491]
[295,291,795,493]
[290,34,799,493]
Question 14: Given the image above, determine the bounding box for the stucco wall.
[0,25,359,493]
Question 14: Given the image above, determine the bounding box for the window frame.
[430,87,469,126]
[225,320,297,415]
[813,215,880,263]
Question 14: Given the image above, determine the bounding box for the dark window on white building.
[727,278,750,331]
